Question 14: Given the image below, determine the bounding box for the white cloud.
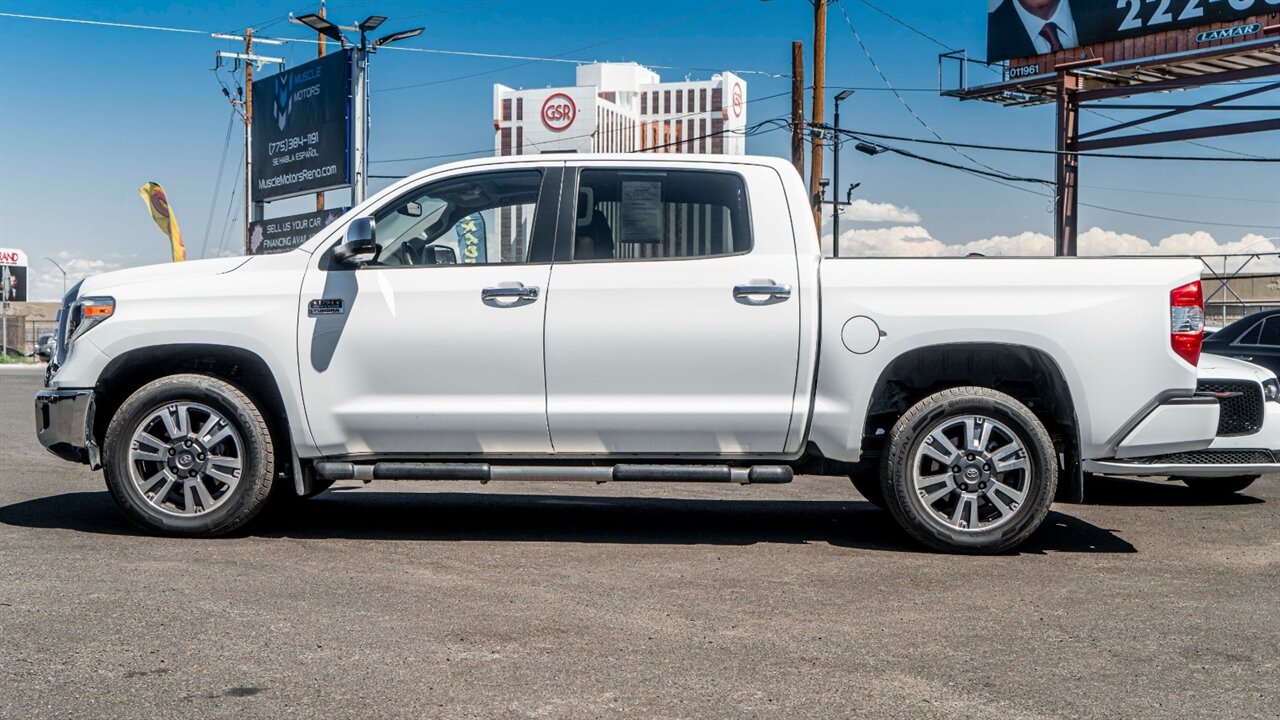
[27,253,126,302]
[838,199,921,224]
[827,224,1280,273]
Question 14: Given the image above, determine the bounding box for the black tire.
[880,387,1057,554]
[850,474,886,510]
[1179,475,1258,496]
[102,374,276,537]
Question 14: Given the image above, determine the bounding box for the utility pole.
[1054,71,1080,257]
[244,27,256,255]
[316,1,327,212]
[791,41,805,179]
[213,31,284,255]
[809,0,827,232]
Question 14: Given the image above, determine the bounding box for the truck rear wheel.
[102,374,275,537]
[880,387,1057,554]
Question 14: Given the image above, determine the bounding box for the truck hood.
[1199,353,1277,382]
[78,257,252,296]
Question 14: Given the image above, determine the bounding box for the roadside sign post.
[1,266,9,358]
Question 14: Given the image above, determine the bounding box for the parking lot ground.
[1,368,1277,719]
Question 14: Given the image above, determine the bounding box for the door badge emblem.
[308,299,344,316]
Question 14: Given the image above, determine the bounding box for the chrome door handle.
[481,285,539,301]
[733,283,791,300]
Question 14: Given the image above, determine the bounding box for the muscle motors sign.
[988,0,1279,63]
[252,50,352,202]
[247,208,347,255]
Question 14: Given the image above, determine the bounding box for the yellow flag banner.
[138,182,186,262]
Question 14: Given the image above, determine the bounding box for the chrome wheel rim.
[911,415,1031,533]
[127,402,244,517]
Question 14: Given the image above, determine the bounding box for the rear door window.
[560,168,752,262]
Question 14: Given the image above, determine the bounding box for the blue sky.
[1,0,1277,300]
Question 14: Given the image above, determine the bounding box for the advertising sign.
[541,93,577,132]
[454,213,487,263]
[988,0,1277,63]
[0,248,28,302]
[252,50,352,202]
[248,208,348,255]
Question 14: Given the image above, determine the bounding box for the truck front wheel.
[880,387,1057,554]
[102,374,276,537]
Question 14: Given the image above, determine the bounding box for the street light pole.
[290,14,422,208]
[43,257,67,297]
[832,90,852,258]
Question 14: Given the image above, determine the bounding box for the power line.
[823,124,1278,229]
[831,0,1031,197]
[370,117,793,181]
[1082,184,1280,205]
[854,0,954,52]
[0,11,206,34]
[0,11,790,81]
[374,0,771,93]
[370,88,796,165]
[822,125,1280,162]
[214,145,245,258]
[199,108,238,259]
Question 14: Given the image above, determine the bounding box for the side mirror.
[429,245,457,265]
[332,216,377,265]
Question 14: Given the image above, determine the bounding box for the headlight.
[64,296,115,347]
[1264,378,1279,403]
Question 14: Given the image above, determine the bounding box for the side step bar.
[313,462,793,485]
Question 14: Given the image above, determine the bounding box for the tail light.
[1170,281,1204,366]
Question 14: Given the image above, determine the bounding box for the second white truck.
[36,154,1217,553]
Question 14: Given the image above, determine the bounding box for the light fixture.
[374,27,425,48]
[835,89,854,102]
[359,15,388,31]
[295,13,346,43]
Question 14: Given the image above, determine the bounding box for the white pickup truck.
[36,154,1217,553]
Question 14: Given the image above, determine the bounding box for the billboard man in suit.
[988,0,1081,62]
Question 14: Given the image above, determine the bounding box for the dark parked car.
[33,333,55,362]
[1202,309,1280,378]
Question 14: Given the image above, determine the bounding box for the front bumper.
[34,389,99,468]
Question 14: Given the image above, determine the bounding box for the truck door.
[297,166,561,456]
[543,162,802,454]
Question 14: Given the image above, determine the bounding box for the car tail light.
[1170,281,1204,366]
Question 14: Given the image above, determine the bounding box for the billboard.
[0,248,28,303]
[252,50,352,202]
[247,207,348,255]
[988,0,1278,64]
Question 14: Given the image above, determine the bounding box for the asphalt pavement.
[1,366,1277,719]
